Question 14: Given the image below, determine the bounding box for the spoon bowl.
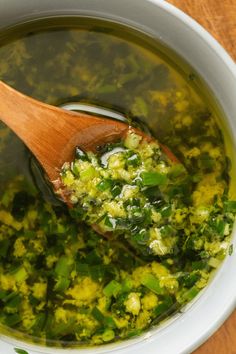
[0,80,177,192]
[0,81,142,182]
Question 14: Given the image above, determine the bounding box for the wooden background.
[167,0,236,353]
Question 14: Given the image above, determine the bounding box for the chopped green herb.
[140,172,167,186]
[14,349,29,354]
[229,244,234,256]
[141,274,164,295]
[103,280,122,297]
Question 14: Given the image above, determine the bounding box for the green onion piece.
[97,179,113,191]
[141,273,164,294]
[209,218,225,236]
[126,329,142,338]
[104,216,117,229]
[31,313,46,332]
[91,307,116,329]
[4,313,21,326]
[71,162,80,176]
[0,239,10,258]
[104,316,116,329]
[102,329,115,342]
[160,205,172,217]
[103,280,122,297]
[121,279,133,293]
[224,200,236,213]
[55,256,73,278]
[191,260,208,270]
[12,266,28,283]
[80,166,97,181]
[182,286,200,301]
[208,257,221,269]
[51,317,76,336]
[14,349,29,354]
[229,244,234,256]
[111,185,122,197]
[199,152,214,170]
[2,291,18,303]
[126,152,141,167]
[141,172,167,186]
[54,277,70,292]
[91,306,105,323]
[5,294,21,310]
[154,296,173,317]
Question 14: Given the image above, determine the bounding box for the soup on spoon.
[0,80,182,254]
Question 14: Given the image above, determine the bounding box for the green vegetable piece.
[2,291,17,303]
[104,316,116,329]
[54,277,70,292]
[11,266,28,283]
[160,205,172,217]
[52,317,76,336]
[14,349,29,354]
[97,179,112,191]
[71,162,80,176]
[104,216,117,229]
[91,307,116,329]
[121,279,133,293]
[183,286,200,301]
[181,273,200,288]
[229,244,234,256]
[55,256,73,278]
[91,306,104,323]
[126,329,142,338]
[154,296,173,317]
[209,218,225,236]
[200,152,214,171]
[191,260,208,270]
[141,172,167,186]
[80,166,97,182]
[111,185,122,197]
[102,329,115,342]
[126,152,140,167]
[224,200,236,213]
[4,313,21,326]
[103,280,122,297]
[5,294,21,310]
[141,273,164,294]
[0,239,10,258]
[208,257,221,269]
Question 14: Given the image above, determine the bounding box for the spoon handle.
[0,81,79,179]
[0,81,128,181]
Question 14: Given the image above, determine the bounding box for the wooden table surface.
[167,0,236,353]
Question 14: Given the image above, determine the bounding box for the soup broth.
[0,18,235,348]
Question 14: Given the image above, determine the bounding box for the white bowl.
[1,1,236,353]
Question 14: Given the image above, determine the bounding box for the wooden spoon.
[0,80,178,189]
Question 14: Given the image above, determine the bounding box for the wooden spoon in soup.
[0,80,177,185]
[0,80,185,256]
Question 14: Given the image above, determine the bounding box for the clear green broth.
[0,17,235,348]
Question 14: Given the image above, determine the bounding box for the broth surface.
[0,18,235,347]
